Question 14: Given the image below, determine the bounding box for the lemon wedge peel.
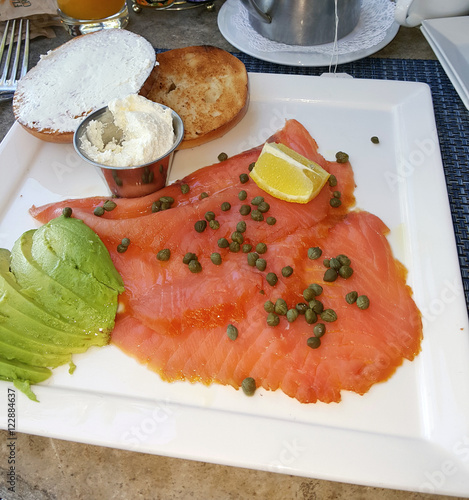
[250,142,330,204]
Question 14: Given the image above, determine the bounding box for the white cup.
[395,0,469,27]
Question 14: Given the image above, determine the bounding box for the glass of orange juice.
[57,0,129,36]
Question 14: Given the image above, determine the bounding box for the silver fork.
[0,19,30,100]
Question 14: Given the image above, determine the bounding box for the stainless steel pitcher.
[240,0,362,46]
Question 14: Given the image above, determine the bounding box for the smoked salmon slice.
[30,119,422,404]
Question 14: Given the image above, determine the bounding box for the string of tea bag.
[328,0,339,73]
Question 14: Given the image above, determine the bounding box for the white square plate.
[1,73,468,497]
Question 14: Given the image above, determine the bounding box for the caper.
[103,200,117,211]
[296,302,309,315]
[313,323,326,338]
[266,313,280,327]
[218,238,229,248]
[117,244,127,253]
[323,258,330,268]
[239,173,249,184]
[303,288,315,302]
[264,300,275,313]
[309,299,324,314]
[156,249,171,261]
[188,259,202,273]
[238,190,247,201]
[62,207,72,218]
[227,324,238,341]
[266,272,278,286]
[241,377,257,396]
[281,266,293,278]
[194,220,207,233]
[321,309,337,322]
[251,196,264,206]
[338,265,353,279]
[229,241,240,253]
[218,152,228,162]
[121,237,130,247]
[305,308,317,325]
[328,174,337,187]
[255,242,267,254]
[266,217,277,225]
[240,204,251,216]
[247,252,259,266]
[357,295,370,310]
[272,299,287,316]
[324,268,338,282]
[257,201,270,213]
[308,283,323,297]
[335,151,349,163]
[181,183,190,194]
[209,220,220,230]
[151,201,161,213]
[255,258,267,272]
[330,198,342,208]
[236,221,247,233]
[251,209,264,221]
[345,291,358,304]
[329,258,341,271]
[308,247,322,260]
[93,206,105,217]
[183,252,197,264]
[336,254,351,266]
[248,162,255,171]
[204,211,216,221]
[159,196,174,204]
[286,309,299,323]
[210,252,222,265]
[160,201,171,211]
[307,336,321,349]
[231,231,244,245]
[371,136,380,144]
[242,244,252,253]
[200,192,209,200]
[333,191,341,199]
[221,202,231,211]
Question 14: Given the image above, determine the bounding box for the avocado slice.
[10,230,115,338]
[0,355,51,384]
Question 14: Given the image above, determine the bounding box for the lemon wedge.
[250,142,330,204]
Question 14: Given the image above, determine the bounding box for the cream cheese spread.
[80,94,175,167]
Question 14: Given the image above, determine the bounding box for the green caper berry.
[200,192,209,199]
[159,196,174,205]
[286,309,299,323]
[335,151,349,163]
[238,190,248,201]
[160,202,171,211]
[266,216,277,225]
[188,259,202,273]
[103,200,117,211]
[251,196,264,206]
[227,324,238,341]
[328,174,338,187]
[204,211,216,221]
[321,309,338,322]
[324,268,338,282]
[231,231,244,244]
[93,206,105,217]
[121,237,130,247]
[62,207,72,218]
[307,336,321,349]
[357,295,370,310]
[255,242,267,254]
[264,300,275,313]
[157,249,171,261]
[221,202,231,211]
[281,266,293,278]
[218,238,229,248]
[183,252,197,264]
[308,247,322,260]
[248,162,255,171]
[314,323,326,338]
[309,299,324,314]
[194,220,207,233]
[181,183,190,194]
[336,254,351,266]
[371,136,380,144]
[229,241,240,253]
[247,252,259,266]
[210,253,222,265]
[305,308,317,325]
[241,377,256,396]
[296,303,309,315]
[266,313,280,327]
[323,258,330,268]
[117,244,128,253]
[209,220,220,230]
[255,258,267,272]
[239,173,249,184]
[236,221,247,233]
[308,283,323,297]
[333,191,341,199]
[338,265,353,279]
[266,272,278,286]
[303,288,315,302]
[218,152,228,162]
[240,204,251,216]
[345,291,358,304]
[251,209,264,222]
[330,198,342,208]
[329,258,341,271]
[242,244,252,253]
[151,201,161,213]
[257,201,270,213]
[274,298,288,316]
